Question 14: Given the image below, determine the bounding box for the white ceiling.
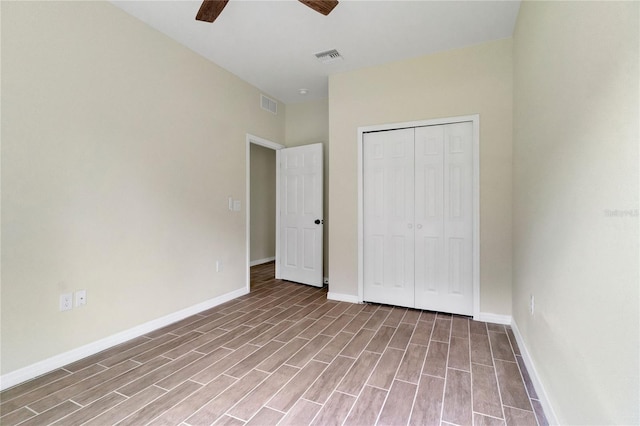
[111,0,520,104]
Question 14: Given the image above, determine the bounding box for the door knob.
[417,224,423,229]
[315,219,323,224]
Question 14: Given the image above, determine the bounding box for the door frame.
[357,115,480,319]
[245,133,284,292]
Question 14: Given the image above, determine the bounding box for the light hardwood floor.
[0,262,547,425]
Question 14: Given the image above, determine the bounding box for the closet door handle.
[417,224,422,229]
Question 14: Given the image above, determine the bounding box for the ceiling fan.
[196,0,339,23]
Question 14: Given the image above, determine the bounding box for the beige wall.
[512,1,639,424]
[285,99,330,278]
[1,1,285,374]
[328,39,513,314]
[250,144,276,263]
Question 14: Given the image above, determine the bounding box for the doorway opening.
[246,134,284,292]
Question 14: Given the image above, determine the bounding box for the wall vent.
[315,49,343,64]
[260,94,278,114]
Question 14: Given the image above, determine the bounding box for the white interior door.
[362,122,474,315]
[414,122,473,315]
[277,143,323,287]
[363,129,415,307]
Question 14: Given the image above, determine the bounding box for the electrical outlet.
[75,290,87,307]
[60,293,73,311]
[530,294,535,315]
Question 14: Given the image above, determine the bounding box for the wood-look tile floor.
[0,262,548,426]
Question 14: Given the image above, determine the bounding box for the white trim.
[0,287,248,391]
[511,319,560,425]
[245,134,285,290]
[275,149,282,280]
[249,256,276,267]
[357,115,480,317]
[246,133,284,151]
[327,292,362,304]
[475,312,512,325]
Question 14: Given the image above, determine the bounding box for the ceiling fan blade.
[196,0,229,23]
[298,0,339,16]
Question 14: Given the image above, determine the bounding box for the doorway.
[246,134,284,291]
[245,135,324,291]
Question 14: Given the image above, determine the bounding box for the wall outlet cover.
[60,293,73,311]
[75,290,87,307]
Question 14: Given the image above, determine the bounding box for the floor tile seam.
[22,405,38,416]
[43,400,83,425]
[182,376,240,424]
[512,354,538,406]
[333,349,382,398]
[284,336,333,369]
[130,382,202,426]
[494,357,518,364]
[12,364,111,413]
[453,312,473,426]
[340,363,389,426]
[339,328,378,359]
[472,410,505,420]
[465,317,474,423]
[273,335,311,344]
[300,389,346,425]
[371,375,393,426]
[420,371,445,380]
[219,367,279,420]
[408,341,430,349]
[273,361,331,413]
[299,396,324,408]
[438,315,453,426]
[94,385,167,426]
[503,403,535,413]
[221,412,247,424]
[260,361,326,413]
[485,321,508,423]
[71,358,166,406]
[405,371,422,425]
[470,357,494,367]
[0,373,72,405]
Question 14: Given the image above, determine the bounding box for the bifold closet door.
[363,122,474,316]
[414,122,473,315]
[363,128,415,308]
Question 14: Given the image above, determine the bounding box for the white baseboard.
[511,319,559,425]
[476,312,512,325]
[0,287,248,391]
[327,292,361,304]
[249,257,275,267]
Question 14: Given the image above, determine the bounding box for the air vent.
[260,94,278,114]
[315,49,343,64]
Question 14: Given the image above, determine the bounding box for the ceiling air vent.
[260,94,278,114]
[315,49,343,64]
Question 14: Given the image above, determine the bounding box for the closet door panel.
[414,125,445,299]
[442,122,474,314]
[363,128,415,308]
